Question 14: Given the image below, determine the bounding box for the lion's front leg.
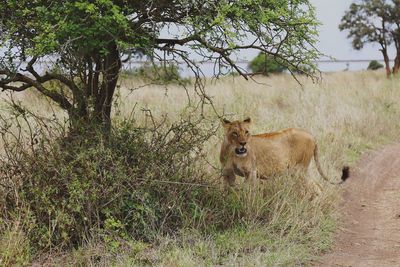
[244,168,257,186]
[243,154,257,187]
[222,168,236,190]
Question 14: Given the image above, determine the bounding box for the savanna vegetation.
[2,71,400,266]
[0,1,323,265]
[1,0,400,266]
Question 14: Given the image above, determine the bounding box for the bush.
[0,111,226,250]
[367,60,384,70]
[248,53,287,75]
[122,63,190,85]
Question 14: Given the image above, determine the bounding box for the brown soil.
[314,144,400,267]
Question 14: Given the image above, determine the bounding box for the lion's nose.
[239,141,246,146]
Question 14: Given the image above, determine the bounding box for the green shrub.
[367,60,384,70]
[122,63,190,85]
[0,114,223,250]
[248,53,287,75]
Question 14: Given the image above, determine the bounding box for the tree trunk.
[92,42,121,134]
[381,49,391,78]
[393,51,400,75]
[393,37,400,75]
[66,42,121,136]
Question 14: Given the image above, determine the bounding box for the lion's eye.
[232,132,238,137]
[245,130,249,134]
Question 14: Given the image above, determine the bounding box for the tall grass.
[1,71,400,266]
[121,71,400,169]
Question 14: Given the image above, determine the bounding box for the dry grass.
[119,70,400,173]
[0,221,31,266]
[1,70,400,266]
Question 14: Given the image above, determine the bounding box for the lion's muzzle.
[235,147,247,156]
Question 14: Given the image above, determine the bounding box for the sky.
[311,0,372,60]
[306,0,394,71]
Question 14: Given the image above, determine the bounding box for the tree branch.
[0,71,73,110]
[156,35,198,46]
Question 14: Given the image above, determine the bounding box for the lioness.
[220,118,349,187]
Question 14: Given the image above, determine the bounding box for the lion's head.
[222,118,252,157]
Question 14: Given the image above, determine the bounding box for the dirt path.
[314,143,400,267]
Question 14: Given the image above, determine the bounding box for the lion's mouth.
[235,147,247,155]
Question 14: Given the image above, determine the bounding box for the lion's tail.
[313,144,350,185]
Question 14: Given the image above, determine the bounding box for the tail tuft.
[341,166,350,182]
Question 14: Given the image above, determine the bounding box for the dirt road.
[315,144,400,267]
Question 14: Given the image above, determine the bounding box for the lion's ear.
[221,118,231,125]
[243,117,251,124]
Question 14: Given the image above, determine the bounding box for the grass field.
[120,71,400,167]
[1,71,400,266]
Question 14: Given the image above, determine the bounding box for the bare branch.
[0,71,73,110]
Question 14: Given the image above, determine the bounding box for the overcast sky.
[311,0,382,60]
[309,0,397,70]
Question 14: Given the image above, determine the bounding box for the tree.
[340,0,400,77]
[0,0,321,133]
[248,53,287,75]
[367,60,384,70]
[389,0,400,73]
[340,0,392,77]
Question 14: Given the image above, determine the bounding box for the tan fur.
[220,118,344,188]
